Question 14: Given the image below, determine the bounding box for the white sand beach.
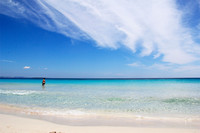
[0,113,199,133]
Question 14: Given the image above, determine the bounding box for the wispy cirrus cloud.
[127,62,144,67]
[173,65,200,72]
[0,60,14,63]
[128,62,200,74]
[1,0,200,64]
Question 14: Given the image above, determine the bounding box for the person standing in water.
[42,78,46,86]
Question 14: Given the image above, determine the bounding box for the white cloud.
[148,63,173,70]
[1,0,200,64]
[24,66,30,69]
[128,62,174,70]
[153,53,161,59]
[174,65,200,72]
[146,63,200,74]
[127,62,143,67]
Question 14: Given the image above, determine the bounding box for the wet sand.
[0,113,199,133]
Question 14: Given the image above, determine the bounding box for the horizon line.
[0,77,200,80]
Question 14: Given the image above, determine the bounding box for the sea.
[0,78,200,128]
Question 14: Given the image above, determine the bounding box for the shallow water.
[0,78,200,127]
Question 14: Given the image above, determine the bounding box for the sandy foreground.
[0,113,199,133]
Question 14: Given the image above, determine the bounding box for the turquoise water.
[0,78,200,118]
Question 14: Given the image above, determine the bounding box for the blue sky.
[0,0,200,78]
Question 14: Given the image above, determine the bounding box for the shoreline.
[0,113,199,133]
[0,103,200,129]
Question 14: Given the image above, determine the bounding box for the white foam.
[0,89,39,95]
[26,108,91,117]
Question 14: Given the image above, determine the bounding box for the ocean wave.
[0,89,40,95]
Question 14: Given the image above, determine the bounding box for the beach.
[1,113,199,133]
[0,78,200,132]
[1,0,200,132]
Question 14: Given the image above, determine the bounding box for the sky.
[0,0,200,78]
